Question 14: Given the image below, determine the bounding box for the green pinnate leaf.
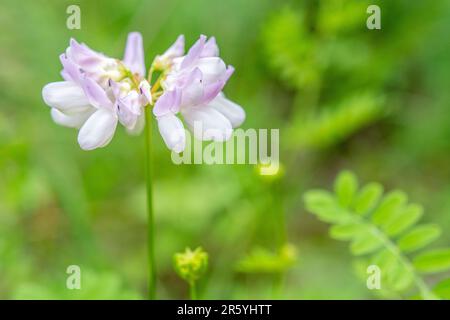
[350,232,383,255]
[352,182,383,215]
[383,204,424,237]
[334,170,358,208]
[371,190,407,227]
[305,170,447,299]
[413,248,450,273]
[398,224,441,253]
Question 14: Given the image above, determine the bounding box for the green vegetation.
[1,0,449,299]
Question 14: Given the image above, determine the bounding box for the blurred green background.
[0,0,449,299]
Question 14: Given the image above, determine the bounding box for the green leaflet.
[383,204,424,237]
[334,171,358,208]
[329,222,368,240]
[413,248,450,273]
[303,170,450,299]
[433,279,450,299]
[350,232,384,255]
[351,182,383,216]
[303,190,351,224]
[371,191,408,227]
[398,225,441,253]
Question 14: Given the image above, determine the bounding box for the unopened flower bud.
[173,247,208,284]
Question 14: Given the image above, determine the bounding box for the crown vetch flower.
[153,35,245,153]
[42,32,151,150]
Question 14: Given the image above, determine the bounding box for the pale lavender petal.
[77,108,118,150]
[208,93,245,128]
[50,108,93,129]
[117,91,142,129]
[59,54,82,83]
[199,80,225,105]
[194,57,227,83]
[223,65,235,82]
[117,90,141,114]
[139,80,152,105]
[80,76,113,109]
[123,32,146,76]
[182,106,232,141]
[67,38,104,71]
[162,35,185,60]
[181,35,207,69]
[178,68,203,106]
[126,113,145,136]
[200,37,219,57]
[42,81,91,114]
[185,67,203,83]
[196,66,234,104]
[153,89,181,117]
[108,79,122,98]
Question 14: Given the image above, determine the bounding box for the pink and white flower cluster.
[42,33,245,152]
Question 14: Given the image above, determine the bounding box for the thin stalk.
[190,281,197,300]
[272,179,287,298]
[145,106,156,300]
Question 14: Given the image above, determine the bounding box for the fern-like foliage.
[262,1,441,151]
[287,93,385,150]
[304,171,450,299]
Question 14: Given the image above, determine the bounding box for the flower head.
[42,33,245,153]
[42,32,150,150]
[153,35,245,153]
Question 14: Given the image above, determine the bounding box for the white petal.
[139,80,152,105]
[77,108,118,150]
[182,107,232,142]
[126,113,145,136]
[157,113,186,153]
[50,108,94,129]
[42,81,91,115]
[117,91,142,130]
[194,57,227,83]
[208,93,245,127]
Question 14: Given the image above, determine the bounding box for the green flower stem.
[273,180,287,298]
[190,281,197,300]
[144,106,156,300]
